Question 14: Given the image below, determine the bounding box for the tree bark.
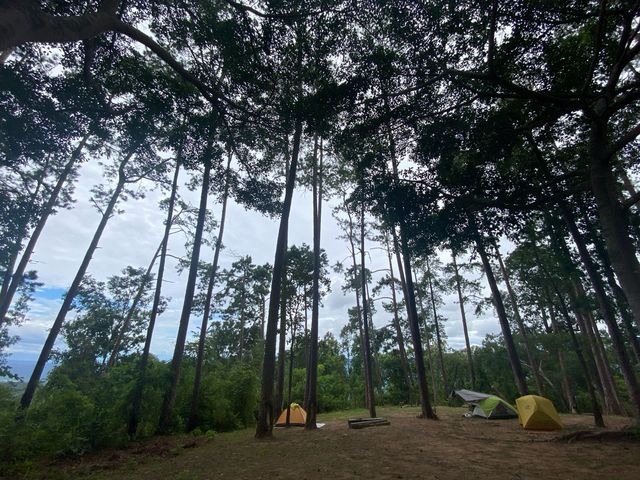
[470,215,529,396]
[188,152,232,431]
[452,252,476,390]
[559,202,640,419]
[276,149,291,420]
[386,235,413,403]
[570,283,625,415]
[20,148,133,410]
[385,120,434,415]
[2,159,50,306]
[414,267,438,405]
[256,117,302,438]
[589,120,640,348]
[398,227,436,418]
[0,47,14,64]
[275,286,288,419]
[543,213,625,415]
[345,199,371,410]
[128,157,180,438]
[582,212,640,364]
[366,281,385,404]
[544,282,604,427]
[285,321,297,425]
[305,137,322,429]
[359,203,377,419]
[0,133,89,325]
[158,157,212,433]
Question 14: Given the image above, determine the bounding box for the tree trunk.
[398,227,436,418]
[386,235,413,403]
[276,142,292,420]
[187,152,231,431]
[239,286,247,360]
[275,286,287,420]
[545,283,604,427]
[128,157,180,438]
[0,248,18,311]
[571,283,625,415]
[452,252,476,390]
[366,281,385,404]
[344,196,371,410]
[275,135,292,419]
[20,149,132,410]
[0,133,89,325]
[583,212,640,364]
[589,120,640,345]
[543,214,625,415]
[1,159,49,308]
[305,137,322,429]
[414,267,438,405]
[286,321,297,425]
[158,157,212,433]
[492,242,545,395]
[385,106,434,415]
[425,256,448,398]
[261,297,266,339]
[256,117,302,438]
[359,204,377,419]
[559,201,640,419]
[470,215,528,396]
[0,47,13,64]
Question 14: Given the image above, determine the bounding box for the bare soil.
[20,407,640,480]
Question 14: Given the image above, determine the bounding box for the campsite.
[13,407,640,480]
[3,1,640,479]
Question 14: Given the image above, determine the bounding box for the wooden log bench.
[347,417,390,429]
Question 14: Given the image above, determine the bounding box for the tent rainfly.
[516,395,563,430]
[455,389,518,419]
[275,403,307,427]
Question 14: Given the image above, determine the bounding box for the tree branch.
[111,19,224,109]
[622,190,640,209]
[582,0,608,95]
[445,69,581,108]
[607,122,640,157]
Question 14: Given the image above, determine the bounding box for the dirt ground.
[18,407,640,480]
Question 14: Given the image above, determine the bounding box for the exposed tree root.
[555,428,640,443]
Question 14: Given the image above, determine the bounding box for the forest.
[1,0,640,473]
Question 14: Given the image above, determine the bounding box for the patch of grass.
[316,405,464,422]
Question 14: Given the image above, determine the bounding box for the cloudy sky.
[6,153,504,379]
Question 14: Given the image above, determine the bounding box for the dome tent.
[455,389,518,419]
[275,403,307,427]
[516,395,563,430]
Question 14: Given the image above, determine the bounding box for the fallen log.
[347,417,386,425]
[348,418,390,429]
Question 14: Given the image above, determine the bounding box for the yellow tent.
[275,403,307,427]
[516,395,563,430]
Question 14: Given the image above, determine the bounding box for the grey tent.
[455,389,518,419]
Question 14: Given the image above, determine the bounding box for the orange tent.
[276,403,307,427]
